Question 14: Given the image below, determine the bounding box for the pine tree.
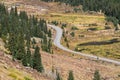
[26,47,32,66]
[15,31,25,60]
[64,37,68,42]
[93,70,101,80]
[48,29,52,38]
[15,7,18,17]
[66,42,69,48]
[8,33,17,60]
[48,39,52,53]
[68,70,74,80]
[56,71,62,80]
[41,35,48,52]
[22,53,27,66]
[33,46,44,72]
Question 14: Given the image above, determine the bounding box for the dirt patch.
[42,51,120,80]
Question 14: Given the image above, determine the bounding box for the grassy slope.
[47,12,120,60]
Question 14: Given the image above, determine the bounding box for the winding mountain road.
[48,24,120,65]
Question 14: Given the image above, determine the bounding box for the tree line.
[42,0,120,23]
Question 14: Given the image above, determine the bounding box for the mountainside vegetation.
[0,3,52,72]
[1,0,120,80]
[42,0,120,24]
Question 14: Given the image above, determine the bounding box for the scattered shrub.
[24,76,32,80]
[79,35,84,38]
[51,21,58,25]
[105,26,111,29]
[71,26,79,30]
[89,23,98,26]
[88,28,98,31]
[70,32,75,37]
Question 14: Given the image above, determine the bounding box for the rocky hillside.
[0,52,50,80]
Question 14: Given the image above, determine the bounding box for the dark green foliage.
[64,37,68,42]
[68,70,74,80]
[71,26,79,30]
[106,16,119,30]
[105,26,111,29]
[51,21,58,25]
[88,28,98,31]
[42,0,120,23]
[93,70,101,80]
[48,29,52,38]
[32,38,36,44]
[22,53,27,66]
[56,71,62,80]
[19,11,28,21]
[41,35,48,51]
[26,47,32,66]
[66,42,69,48]
[70,32,75,37]
[48,39,52,53]
[33,46,44,72]
[0,4,51,73]
[61,23,67,29]
[41,35,52,53]
[73,8,81,13]
[62,30,65,37]
[15,31,26,60]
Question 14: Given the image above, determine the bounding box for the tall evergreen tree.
[48,39,52,53]
[33,46,44,72]
[68,70,74,80]
[56,71,62,80]
[93,70,101,80]
[48,29,52,38]
[22,53,27,66]
[15,7,18,17]
[26,47,32,66]
[15,31,25,60]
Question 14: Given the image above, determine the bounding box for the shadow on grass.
[78,38,120,46]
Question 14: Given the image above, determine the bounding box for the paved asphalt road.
[48,24,120,65]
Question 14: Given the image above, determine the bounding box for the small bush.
[73,8,81,13]
[71,26,79,30]
[88,27,98,31]
[70,32,75,37]
[118,74,120,77]
[24,76,32,80]
[89,23,98,26]
[79,35,84,38]
[61,23,67,28]
[105,26,111,29]
[51,21,58,25]
[8,73,17,79]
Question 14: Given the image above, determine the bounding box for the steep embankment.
[0,52,50,80]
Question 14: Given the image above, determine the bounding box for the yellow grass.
[0,65,34,80]
[41,13,105,25]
